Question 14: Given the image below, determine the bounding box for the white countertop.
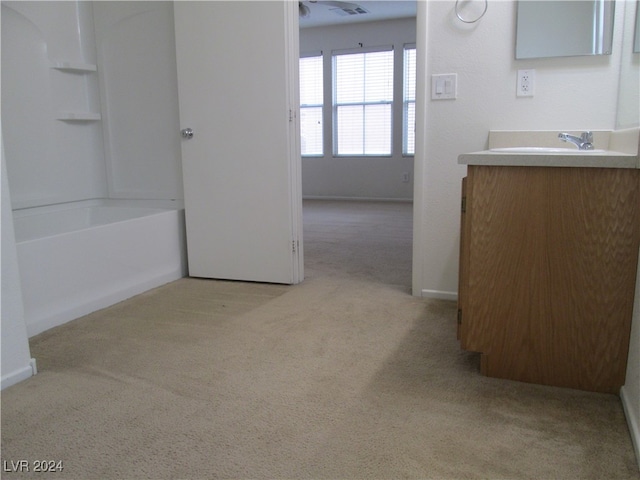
[458,149,639,169]
[458,129,640,169]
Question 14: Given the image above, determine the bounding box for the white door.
[174,1,303,284]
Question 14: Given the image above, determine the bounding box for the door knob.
[181,128,194,139]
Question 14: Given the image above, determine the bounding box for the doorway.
[298,2,417,291]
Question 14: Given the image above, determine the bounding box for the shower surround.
[2,1,186,336]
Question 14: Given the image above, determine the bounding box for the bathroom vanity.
[457,130,640,393]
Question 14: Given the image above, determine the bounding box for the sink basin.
[490,147,606,154]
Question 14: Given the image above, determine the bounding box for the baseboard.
[1,358,37,390]
[421,289,458,301]
[620,385,640,470]
[303,195,413,203]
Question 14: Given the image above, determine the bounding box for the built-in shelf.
[57,112,102,121]
[50,62,100,121]
[50,61,97,72]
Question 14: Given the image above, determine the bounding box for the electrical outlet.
[517,69,535,97]
[402,172,410,183]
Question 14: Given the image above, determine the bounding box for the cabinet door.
[460,166,540,362]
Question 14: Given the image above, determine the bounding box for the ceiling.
[298,1,417,28]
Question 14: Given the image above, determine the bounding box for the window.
[333,48,393,156]
[299,54,324,156]
[403,45,416,156]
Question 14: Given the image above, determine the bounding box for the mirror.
[617,0,640,128]
[515,1,615,59]
[635,0,640,53]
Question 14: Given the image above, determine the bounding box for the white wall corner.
[1,122,35,391]
[621,245,640,471]
[620,385,640,471]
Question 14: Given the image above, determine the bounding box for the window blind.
[333,48,393,156]
[403,46,416,156]
[299,55,323,156]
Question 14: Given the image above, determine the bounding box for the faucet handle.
[581,131,593,143]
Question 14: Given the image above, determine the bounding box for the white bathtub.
[13,199,187,337]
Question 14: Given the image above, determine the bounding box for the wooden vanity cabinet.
[458,165,640,393]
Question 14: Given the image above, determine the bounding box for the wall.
[413,0,627,299]
[300,18,416,200]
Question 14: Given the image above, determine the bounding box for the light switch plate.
[431,73,457,100]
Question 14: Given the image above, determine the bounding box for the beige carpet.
[2,200,638,479]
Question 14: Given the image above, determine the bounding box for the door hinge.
[292,240,297,253]
[457,309,462,325]
[289,109,294,122]
[461,196,466,213]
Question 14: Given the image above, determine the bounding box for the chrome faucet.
[558,131,594,150]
